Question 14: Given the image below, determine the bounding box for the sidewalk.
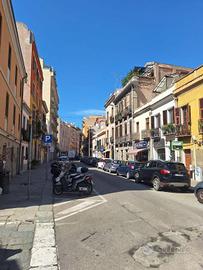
[0,164,58,270]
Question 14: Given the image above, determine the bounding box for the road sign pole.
[46,145,49,181]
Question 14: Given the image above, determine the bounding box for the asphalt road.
[54,166,203,270]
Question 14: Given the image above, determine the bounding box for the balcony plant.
[162,123,176,135]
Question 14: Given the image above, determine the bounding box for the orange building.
[0,0,26,175]
[17,22,44,163]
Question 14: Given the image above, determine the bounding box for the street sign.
[43,134,53,144]
[172,140,183,150]
[134,140,148,149]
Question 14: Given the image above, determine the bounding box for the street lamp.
[88,126,93,157]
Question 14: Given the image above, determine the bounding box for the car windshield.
[166,162,186,171]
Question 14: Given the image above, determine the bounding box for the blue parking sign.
[43,134,53,144]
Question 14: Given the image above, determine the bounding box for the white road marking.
[54,189,107,222]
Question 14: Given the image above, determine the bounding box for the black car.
[116,162,143,179]
[134,160,191,191]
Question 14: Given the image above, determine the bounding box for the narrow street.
[54,167,203,270]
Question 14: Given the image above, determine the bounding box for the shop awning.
[128,148,148,155]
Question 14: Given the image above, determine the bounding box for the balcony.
[141,129,151,139]
[110,137,114,144]
[132,132,140,141]
[125,134,132,142]
[151,128,161,139]
[176,124,191,137]
[32,120,43,139]
[199,119,203,134]
[110,116,114,124]
[120,136,126,143]
[115,113,122,122]
[162,123,176,136]
[122,106,132,119]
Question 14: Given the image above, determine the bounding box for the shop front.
[128,140,149,162]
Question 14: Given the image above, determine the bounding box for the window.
[200,98,203,119]
[32,59,36,71]
[146,118,149,130]
[15,66,18,86]
[181,105,190,125]
[25,147,28,160]
[5,93,9,118]
[150,161,157,168]
[136,122,139,132]
[151,116,154,129]
[23,116,26,129]
[129,120,132,134]
[120,125,122,137]
[13,105,16,126]
[168,107,174,124]
[155,114,161,128]
[8,44,12,70]
[125,122,127,135]
[163,110,167,125]
[32,83,35,96]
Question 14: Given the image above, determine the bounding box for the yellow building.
[174,66,203,181]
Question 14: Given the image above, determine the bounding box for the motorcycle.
[52,165,93,196]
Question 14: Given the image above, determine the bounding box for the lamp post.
[88,126,92,157]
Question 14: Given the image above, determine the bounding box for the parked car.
[194,181,203,204]
[97,159,112,169]
[116,161,143,179]
[134,160,190,191]
[104,160,122,173]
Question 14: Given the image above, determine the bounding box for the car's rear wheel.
[153,177,161,191]
[196,189,203,204]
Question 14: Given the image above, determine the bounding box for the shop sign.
[172,140,183,150]
[134,140,148,149]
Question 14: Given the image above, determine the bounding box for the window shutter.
[174,108,180,125]
[187,105,191,124]
[163,110,167,125]
[200,98,203,119]
[151,116,154,129]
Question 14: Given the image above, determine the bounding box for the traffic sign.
[43,134,53,144]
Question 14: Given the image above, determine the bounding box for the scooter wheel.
[53,185,63,195]
[86,183,93,195]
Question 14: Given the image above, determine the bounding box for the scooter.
[53,167,93,196]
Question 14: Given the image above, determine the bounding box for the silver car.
[104,160,121,173]
[194,181,203,204]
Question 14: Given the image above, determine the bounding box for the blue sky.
[13,0,203,127]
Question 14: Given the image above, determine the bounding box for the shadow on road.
[0,247,22,270]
